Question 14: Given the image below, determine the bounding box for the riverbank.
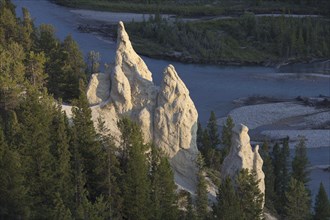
[53,0,330,17]
[72,9,330,68]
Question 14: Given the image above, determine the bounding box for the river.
[13,0,330,199]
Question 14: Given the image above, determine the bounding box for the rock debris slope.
[221,124,265,207]
[86,21,198,191]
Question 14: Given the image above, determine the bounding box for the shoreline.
[75,20,330,69]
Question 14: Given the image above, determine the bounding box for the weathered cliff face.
[86,21,198,192]
[221,124,265,206]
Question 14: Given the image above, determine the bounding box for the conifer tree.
[292,138,310,186]
[17,90,56,218]
[272,139,290,213]
[185,193,197,220]
[207,111,220,148]
[284,178,311,220]
[20,7,34,51]
[197,121,204,151]
[196,153,209,220]
[52,192,73,220]
[118,118,151,220]
[60,35,87,101]
[213,177,242,220]
[25,51,47,89]
[0,126,29,219]
[150,145,178,220]
[72,79,102,200]
[221,115,234,158]
[260,141,276,210]
[313,182,330,220]
[96,117,122,219]
[51,105,74,208]
[0,42,26,113]
[236,169,264,220]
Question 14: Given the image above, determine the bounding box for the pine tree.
[284,178,311,219]
[213,177,242,220]
[0,42,26,113]
[59,35,87,101]
[272,139,290,213]
[0,126,29,219]
[20,7,34,51]
[197,121,204,151]
[185,193,197,220]
[96,117,122,219]
[51,105,74,209]
[313,182,330,220]
[292,138,310,186]
[25,51,47,89]
[236,169,264,220]
[196,153,209,220]
[17,90,56,218]
[52,192,73,220]
[118,118,151,220]
[221,115,234,158]
[207,111,220,148]
[72,79,102,201]
[260,141,276,210]
[150,145,178,220]
[87,50,101,75]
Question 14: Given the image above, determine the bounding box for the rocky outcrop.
[86,21,198,192]
[221,124,265,206]
[87,72,111,106]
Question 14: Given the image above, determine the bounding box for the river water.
[13,0,330,198]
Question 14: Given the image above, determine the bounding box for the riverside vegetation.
[54,0,330,17]
[57,0,330,65]
[0,0,330,219]
[124,13,330,65]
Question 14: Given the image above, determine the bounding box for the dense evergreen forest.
[54,0,330,17]
[0,0,329,219]
[125,14,330,65]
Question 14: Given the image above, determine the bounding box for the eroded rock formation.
[86,21,198,192]
[221,124,265,206]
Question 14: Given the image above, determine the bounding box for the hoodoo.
[86,21,199,191]
[221,124,265,206]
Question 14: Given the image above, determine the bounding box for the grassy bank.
[123,14,330,65]
[53,0,330,17]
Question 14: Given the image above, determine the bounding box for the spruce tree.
[17,90,56,218]
[313,182,330,220]
[52,192,73,220]
[0,42,26,113]
[260,141,276,210]
[0,126,29,219]
[221,115,234,158]
[150,145,178,220]
[213,177,242,220]
[72,79,102,200]
[284,178,311,220]
[236,169,264,220]
[51,105,74,209]
[272,139,290,213]
[196,153,209,220]
[292,138,310,186]
[96,117,122,219]
[197,121,204,151]
[118,118,151,220]
[207,111,220,148]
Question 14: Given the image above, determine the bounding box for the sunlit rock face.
[86,21,198,192]
[221,124,265,207]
